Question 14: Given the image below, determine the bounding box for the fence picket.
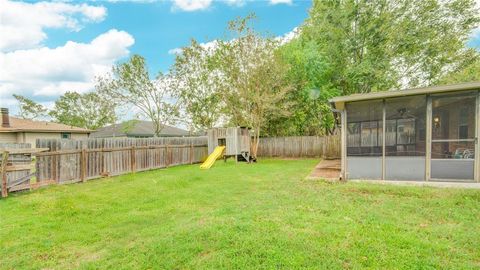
[256,135,340,159]
[24,135,340,192]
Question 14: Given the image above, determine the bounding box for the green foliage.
[120,119,140,134]
[172,14,294,155]
[265,39,339,136]
[265,0,480,136]
[49,91,117,130]
[303,0,479,93]
[12,94,48,120]
[171,40,222,131]
[1,159,480,269]
[438,58,480,84]
[97,55,180,136]
[214,15,294,155]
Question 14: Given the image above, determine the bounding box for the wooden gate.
[0,144,49,198]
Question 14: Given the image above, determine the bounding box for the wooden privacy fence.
[2,135,340,198]
[256,135,340,159]
[35,137,208,185]
[1,143,31,196]
[0,143,49,197]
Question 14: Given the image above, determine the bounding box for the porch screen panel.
[431,91,476,180]
[385,95,426,180]
[346,100,382,179]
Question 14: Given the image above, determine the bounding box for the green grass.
[1,159,479,269]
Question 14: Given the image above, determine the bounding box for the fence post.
[100,148,105,176]
[190,143,193,164]
[131,146,136,173]
[322,136,327,159]
[1,151,9,198]
[299,136,303,157]
[52,150,58,183]
[80,148,86,182]
[165,144,170,167]
[165,145,169,167]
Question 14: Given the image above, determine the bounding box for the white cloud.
[168,48,184,55]
[168,39,219,55]
[198,40,220,50]
[471,27,480,38]
[172,0,212,11]
[275,27,299,44]
[269,0,292,5]
[223,0,245,7]
[106,0,157,2]
[0,0,107,52]
[168,27,299,56]
[0,29,134,102]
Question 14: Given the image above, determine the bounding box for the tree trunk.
[252,128,260,158]
[153,121,163,137]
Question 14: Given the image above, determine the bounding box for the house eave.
[329,81,480,109]
[0,129,91,134]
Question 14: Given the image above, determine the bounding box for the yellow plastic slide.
[200,146,225,169]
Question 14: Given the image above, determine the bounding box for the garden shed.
[330,82,480,182]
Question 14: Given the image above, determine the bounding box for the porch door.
[429,91,477,181]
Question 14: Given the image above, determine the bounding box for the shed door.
[430,91,477,181]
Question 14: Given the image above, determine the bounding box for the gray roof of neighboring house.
[90,121,190,138]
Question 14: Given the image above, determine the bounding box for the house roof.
[0,116,91,133]
[330,81,480,109]
[90,121,190,138]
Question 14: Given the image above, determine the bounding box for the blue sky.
[44,1,311,74]
[0,0,311,113]
[1,0,479,117]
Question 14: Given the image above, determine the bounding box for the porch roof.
[330,81,480,110]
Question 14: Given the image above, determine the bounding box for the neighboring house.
[90,121,190,138]
[0,108,91,145]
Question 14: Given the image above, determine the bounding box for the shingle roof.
[90,121,190,138]
[0,116,91,133]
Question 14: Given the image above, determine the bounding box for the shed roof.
[90,121,190,138]
[0,116,91,133]
[330,81,480,109]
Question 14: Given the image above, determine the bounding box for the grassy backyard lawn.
[1,159,479,269]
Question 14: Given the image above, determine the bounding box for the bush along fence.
[256,135,340,159]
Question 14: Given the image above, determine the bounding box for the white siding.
[0,133,17,143]
[0,132,89,146]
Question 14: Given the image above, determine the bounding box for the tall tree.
[264,0,480,136]
[214,15,294,157]
[171,40,222,131]
[302,0,480,95]
[265,39,338,136]
[438,58,480,84]
[12,94,48,120]
[49,91,117,130]
[97,55,180,137]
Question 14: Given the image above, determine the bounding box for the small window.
[61,133,71,139]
